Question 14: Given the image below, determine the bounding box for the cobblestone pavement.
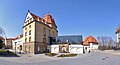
[0,51,120,65]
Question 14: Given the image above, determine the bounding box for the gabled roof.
[28,11,57,27]
[116,25,120,33]
[14,34,23,40]
[7,34,23,40]
[30,13,43,21]
[43,14,57,27]
[83,36,98,46]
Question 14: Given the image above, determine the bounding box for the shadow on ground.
[0,49,20,57]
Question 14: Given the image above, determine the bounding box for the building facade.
[12,34,23,52]
[6,38,15,49]
[51,35,98,54]
[51,35,83,54]
[116,25,120,48]
[83,36,98,53]
[23,11,58,54]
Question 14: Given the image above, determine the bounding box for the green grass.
[0,49,7,53]
[45,53,57,57]
[58,54,77,57]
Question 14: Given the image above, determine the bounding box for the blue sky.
[0,0,120,40]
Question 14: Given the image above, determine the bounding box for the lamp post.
[15,42,17,54]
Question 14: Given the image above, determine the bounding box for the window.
[43,38,46,43]
[25,32,27,36]
[43,27,46,36]
[38,46,40,52]
[25,38,27,43]
[29,25,31,28]
[48,30,51,37]
[30,18,32,21]
[27,16,30,19]
[29,30,31,35]
[25,27,27,30]
[53,31,54,37]
[29,37,31,42]
[28,20,30,23]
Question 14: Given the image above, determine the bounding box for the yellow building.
[23,11,58,54]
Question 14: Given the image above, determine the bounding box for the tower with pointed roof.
[23,10,58,54]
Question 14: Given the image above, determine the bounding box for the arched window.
[25,27,27,30]
[48,30,51,37]
[53,31,54,37]
[43,38,46,43]
[29,30,31,35]
[29,25,31,28]
[29,37,31,42]
[25,38,27,43]
[25,32,27,36]
[43,27,46,36]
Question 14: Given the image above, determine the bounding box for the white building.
[51,44,83,54]
[83,36,99,53]
[12,34,23,52]
[116,25,120,48]
[51,35,99,54]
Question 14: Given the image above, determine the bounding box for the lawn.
[0,49,19,57]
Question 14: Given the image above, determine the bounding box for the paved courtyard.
[0,50,120,65]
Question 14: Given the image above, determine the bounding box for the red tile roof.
[116,25,120,33]
[43,14,57,27]
[30,13,42,21]
[14,34,23,40]
[7,34,23,40]
[7,38,15,40]
[83,36,98,46]
[29,12,57,27]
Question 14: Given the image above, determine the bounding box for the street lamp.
[15,42,17,54]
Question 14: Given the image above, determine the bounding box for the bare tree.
[97,36,114,50]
